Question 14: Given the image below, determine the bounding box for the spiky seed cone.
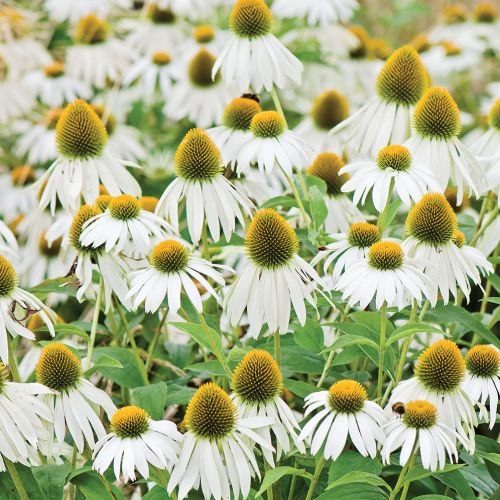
[109,195,142,221]
[74,14,109,44]
[328,380,367,414]
[188,48,218,87]
[28,313,64,342]
[56,100,108,159]
[368,241,404,270]
[0,362,9,391]
[0,256,17,298]
[230,0,273,38]
[465,345,499,378]
[111,406,150,438]
[308,153,348,196]
[174,128,224,181]
[147,5,175,23]
[193,25,215,43]
[451,230,465,248]
[376,46,427,106]
[403,400,438,429]
[69,204,102,252]
[150,240,189,274]
[473,1,497,22]
[91,104,117,136]
[415,339,464,392]
[185,383,237,440]
[250,111,286,138]
[223,97,262,131]
[39,233,62,257]
[36,343,82,391]
[488,98,500,130]
[413,87,461,140]
[231,350,282,404]
[347,222,381,248]
[246,208,299,269]
[406,193,457,247]
[95,195,112,212]
[376,145,412,172]
[310,90,349,130]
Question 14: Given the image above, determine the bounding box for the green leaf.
[385,198,403,227]
[94,347,145,388]
[433,470,475,500]
[328,452,382,483]
[143,485,172,499]
[475,435,500,479]
[32,463,71,499]
[255,467,313,497]
[261,195,297,209]
[165,383,196,405]
[0,464,46,499]
[293,318,325,353]
[131,382,168,420]
[475,451,500,466]
[317,483,388,499]
[386,323,445,346]
[84,353,123,377]
[28,277,77,297]
[413,496,453,499]
[71,472,115,500]
[323,332,379,352]
[404,463,464,483]
[283,379,322,398]
[309,185,328,228]
[327,471,391,491]
[186,360,225,375]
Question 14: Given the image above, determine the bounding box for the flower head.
[230,0,273,38]
[488,98,500,131]
[111,406,150,439]
[188,48,219,87]
[223,97,262,131]
[250,110,286,138]
[376,145,412,172]
[0,255,17,298]
[74,14,109,44]
[311,90,349,131]
[465,345,500,379]
[308,153,348,196]
[35,343,81,392]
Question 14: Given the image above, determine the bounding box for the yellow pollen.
[35,343,82,391]
[403,400,438,428]
[250,111,286,138]
[465,345,499,378]
[328,379,367,414]
[108,195,142,221]
[368,241,404,270]
[0,255,18,298]
[149,240,189,274]
[347,222,381,248]
[376,145,412,171]
[222,97,262,131]
[230,0,274,38]
[111,406,150,438]
[95,194,112,212]
[451,230,465,248]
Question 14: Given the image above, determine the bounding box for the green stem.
[280,167,310,226]
[274,330,281,369]
[271,85,286,124]
[470,205,499,246]
[86,276,103,370]
[145,308,168,373]
[377,178,395,233]
[305,455,326,500]
[317,350,334,388]
[389,447,418,500]
[115,301,149,385]
[377,301,387,401]
[5,459,28,500]
[287,460,298,500]
[201,222,210,260]
[418,300,430,322]
[7,336,20,382]
[264,461,274,500]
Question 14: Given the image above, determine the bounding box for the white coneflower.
[300,380,386,460]
[313,223,380,282]
[66,15,131,89]
[44,0,131,24]
[463,345,500,429]
[295,90,350,154]
[166,48,237,128]
[126,239,228,313]
[340,145,439,212]
[212,0,303,93]
[387,339,477,451]
[0,55,35,124]
[0,362,54,471]
[451,230,493,280]
[382,400,462,472]
[155,128,253,244]
[405,87,486,203]
[24,61,90,108]
[231,350,305,465]
[236,111,315,176]
[36,100,141,214]
[15,108,61,165]
[69,204,132,312]
[207,96,262,167]
[272,0,358,26]
[93,405,182,482]
[80,194,173,256]
[168,382,274,500]
[0,165,37,223]
[123,51,177,103]
[404,193,491,303]
[0,255,56,364]
[181,25,227,65]
[336,240,435,310]
[469,98,500,156]
[422,42,479,81]
[307,153,365,233]
[331,45,428,157]
[224,209,320,338]
[36,343,117,453]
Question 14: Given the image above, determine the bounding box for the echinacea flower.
[387,339,477,451]
[224,209,320,338]
[236,111,315,176]
[126,239,228,313]
[340,145,440,212]
[168,382,274,500]
[0,361,54,471]
[404,193,491,303]
[155,128,253,244]
[405,87,486,203]
[307,153,365,233]
[93,405,183,482]
[295,90,349,154]
[382,400,462,471]
[212,0,303,92]
[36,100,141,214]
[0,165,37,223]
[231,350,305,465]
[331,45,428,157]
[166,48,237,128]
[469,98,500,156]
[300,380,386,460]
[463,345,500,429]
[0,255,56,364]
[335,240,435,310]
[207,96,262,167]
[36,343,117,453]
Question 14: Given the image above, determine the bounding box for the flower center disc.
[308,153,348,196]
[69,204,102,252]
[152,51,171,66]
[311,90,349,130]
[108,195,141,221]
[193,25,215,43]
[0,255,18,298]
[150,240,189,274]
[328,379,367,414]
[488,98,500,130]
[44,62,65,78]
[230,0,273,38]
[465,345,500,378]
[376,145,412,172]
[223,97,262,131]
[39,233,62,257]
[250,111,286,138]
[36,343,82,391]
[188,48,218,87]
[185,383,237,440]
[246,208,299,269]
[368,241,404,270]
[111,406,150,438]
[231,349,283,404]
[347,222,381,248]
[403,400,437,428]
[415,339,464,392]
[74,14,109,44]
